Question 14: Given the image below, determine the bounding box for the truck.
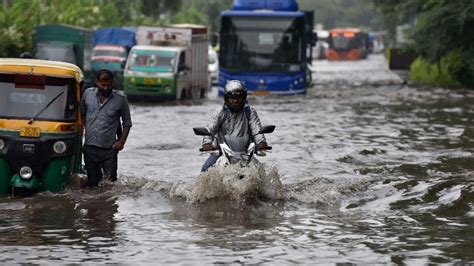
[218,0,317,96]
[92,27,137,90]
[123,24,209,100]
[32,24,93,84]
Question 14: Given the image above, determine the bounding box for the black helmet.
[224,80,247,100]
[224,80,247,112]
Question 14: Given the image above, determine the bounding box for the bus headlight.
[0,139,4,150]
[163,85,172,94]
[53,141,67,154]
[20,166,33,179]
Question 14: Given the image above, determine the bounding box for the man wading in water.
[80,69,132,187]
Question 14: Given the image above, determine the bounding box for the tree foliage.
[0,0,128,57]
[170,0,232,31]
[0,0,233,57]
[375,0,474,88]
[298,0,383,30]
[140,0,182,19]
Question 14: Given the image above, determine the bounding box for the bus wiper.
[28,91,64,125]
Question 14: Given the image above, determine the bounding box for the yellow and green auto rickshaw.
[0,59,83,195]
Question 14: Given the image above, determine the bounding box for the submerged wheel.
[180,89,187,100]
[11,187,34,197]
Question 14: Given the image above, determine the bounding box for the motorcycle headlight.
[53,141,67,154]
[19,166,33,180]
[0,139,4,150]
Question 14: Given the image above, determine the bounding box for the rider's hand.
[112,140,125,151]
[256,142,268,150]
[201,143,215,151]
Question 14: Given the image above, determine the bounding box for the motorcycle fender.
[216,156,229,166]
[10,174,40,189]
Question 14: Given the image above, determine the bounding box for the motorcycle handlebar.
[199,147,272,152]
[199,148,218,152]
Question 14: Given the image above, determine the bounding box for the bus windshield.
[329,32,364,51]
[220,16,304,73]
[0,74,77,121]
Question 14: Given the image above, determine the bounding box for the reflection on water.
[0,55,473,263]
[0,190,119,262]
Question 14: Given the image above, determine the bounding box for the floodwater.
[1,55,473,264]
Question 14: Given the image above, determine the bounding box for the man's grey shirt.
[80,87,132,148]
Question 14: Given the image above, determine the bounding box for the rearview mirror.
[311,32,318,46]
[259,125,276,134]
[193,127,211,136]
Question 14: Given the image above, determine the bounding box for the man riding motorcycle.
[201,80,269,171]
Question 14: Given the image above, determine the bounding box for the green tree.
[140,0,181,20]
[171,3,205,25]
[375,0,474,88]
[298,0,383,31]
[0,0,168,57]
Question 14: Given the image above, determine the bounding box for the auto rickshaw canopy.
[0,58,84,82]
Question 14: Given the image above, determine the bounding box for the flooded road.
[1,55,473,263]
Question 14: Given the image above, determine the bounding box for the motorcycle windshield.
[223,134,250,152]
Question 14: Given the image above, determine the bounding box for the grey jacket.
[203,104,266,152]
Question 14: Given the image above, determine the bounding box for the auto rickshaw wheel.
[11,187,34,197]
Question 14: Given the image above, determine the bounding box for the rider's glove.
[201,143,216,151]
[256,142,268,150]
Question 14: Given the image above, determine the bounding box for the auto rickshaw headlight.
[0,139,4,150]
[19,166,33,180]
[53,141,67,154]
[163,85,172,94]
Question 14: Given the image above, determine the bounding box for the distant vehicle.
[208,47,219,85]
[124,25,209,100]
[313,30,329,60]
[92,27,137,90]
[218,0,317,96]
[32,24,93,84]
[369,32,384,54]
[327,28,368,61]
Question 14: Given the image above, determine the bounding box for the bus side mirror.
[311,32,318,46]
[211,33,219,47]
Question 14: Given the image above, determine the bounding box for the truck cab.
[123,26,208,101]
[124,45,190,100]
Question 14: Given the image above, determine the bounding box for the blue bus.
[218,0,316,96]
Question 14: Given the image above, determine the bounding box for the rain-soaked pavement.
[0,55,473,264]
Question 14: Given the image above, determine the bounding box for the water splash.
[189,164,284,203]
[285,176,371,205]
[67,165,285,204]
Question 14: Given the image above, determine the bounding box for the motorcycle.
[191,125,284,202]
[193,125,275,168]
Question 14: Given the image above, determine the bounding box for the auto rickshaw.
[0,59,83,195]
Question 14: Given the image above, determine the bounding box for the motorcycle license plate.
[20,127,41,137]
[253,90,270,96]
